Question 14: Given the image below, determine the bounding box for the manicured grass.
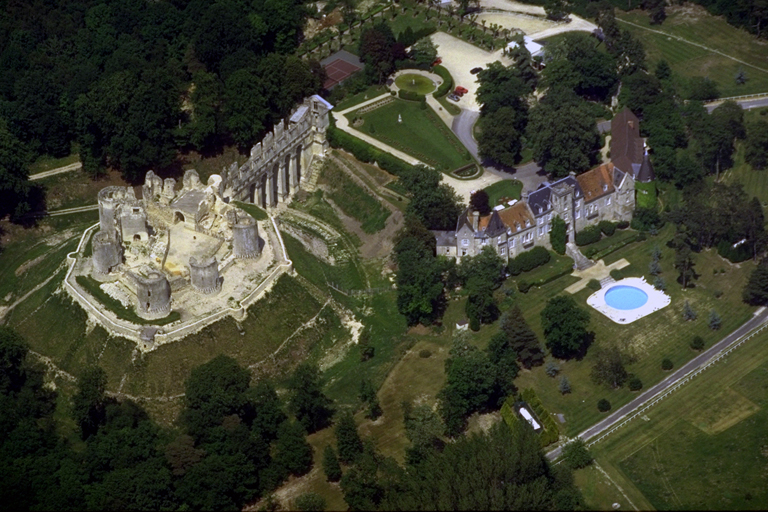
[510,222,756,437]
[75,275,181,326]
[591,326,768,510]
[617,8,768,97]
[395,73,436,95]
[436,94,461,115]
[350,99,473,172]
[483,179,523,206]
[318,160,391,233]
[573,464,642,511]
[634,180,657,209]
[291,189,362,248]
[333,85,391,111]
[390,11,437,39]
[234,201,268,221]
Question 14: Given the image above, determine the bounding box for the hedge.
[432,65,454,98]
[582,233,641,260]
[598,220,616,237]
[520,389,559,447]
[575,225,602,246]
[398,89,424,101]
[508,246,551,275]
[327,116,414,177]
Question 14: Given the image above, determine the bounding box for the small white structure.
[587,277,671,324]
[507,36,544,58]
[519,407,541,430]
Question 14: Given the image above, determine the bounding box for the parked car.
[470,66,483,74]
[432,58,442,66]
[448,94,460,102]
[454,86,468,96]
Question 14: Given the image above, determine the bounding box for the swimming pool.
[587,277,671,324]
[604,285,649,310]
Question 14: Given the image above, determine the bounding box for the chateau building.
[435,108,655,261]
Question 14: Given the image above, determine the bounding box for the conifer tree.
[335,412,363,464]
[322,445,342,482]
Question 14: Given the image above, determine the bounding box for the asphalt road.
[706,96,768,112]
[545,305,768,461]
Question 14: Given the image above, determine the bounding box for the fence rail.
[704,92,768,104]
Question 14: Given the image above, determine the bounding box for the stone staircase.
[566,243,595,271]
[300,156,326,193]
[599,276,616,288]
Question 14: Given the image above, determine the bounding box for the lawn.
[722,108,768,205]
[590,325,768,510]
[333,85,391,112]
[510,222,756,437]
[349,99,473,172]
[317,159,391,233]
[394,73,436,95]
[617,7,768,97]
[483,179,523,206]
[28,152,80,174]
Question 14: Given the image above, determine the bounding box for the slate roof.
[576,163,615,203]
[527,184,552,216]
[636,152,656,183]
[610,108,644,176]
[434,230,456,247]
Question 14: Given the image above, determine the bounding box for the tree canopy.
[541,296,591,359]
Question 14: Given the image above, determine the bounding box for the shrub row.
[520,389,559,447]
[327,117,414,177]
[599,220,616,236]
[583,232,644,260]
[398,89,424,101]
[432,65,454,98]
[575,225,602,246]
[517,264,573,293]
[508,246,551,275]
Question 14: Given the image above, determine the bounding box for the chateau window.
[525,219,531,227]
[500,246,506,255]
[510,238,516,247]
[538,226,544,236]
[607,196,612,205]
[482,238,488,245]
[576,209,581,219]
[462,239,469,247]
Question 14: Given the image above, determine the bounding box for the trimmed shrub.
[609,269,624,281]
[432,65,454,97]
[617,220,630,229]
[419,349,432,358]
[517,279,532,293]
[508,246,551,275]
[575,225,602,246]
[587,279,601,291]
[469,316,480,331]
[653,276,666,291]
[628,376,643,391]
[682,300,697,321]
[597,399,611,412]
[661,358,673,371]
[598,220,617,236]
[562,440,593,469]
[690,336,705,351]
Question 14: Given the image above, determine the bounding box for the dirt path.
[29,161,82,181]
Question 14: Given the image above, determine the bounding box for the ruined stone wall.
[221,95,332,205]
[189,256,221,294]
[134,271,172,320]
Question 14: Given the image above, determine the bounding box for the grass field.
[395,73,436,95]
[350,99,473,172]
[510,222,756,437]
[28,152,80,174]
[617,7,768,97]
[317,159,391,233]
[722,107,768,204]
[333,85,391,112]
[483,179,523,206]
[590,324,768,510]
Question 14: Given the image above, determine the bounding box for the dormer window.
[603,184,608,192]
[538,206,542,214]
[525,219,531,227]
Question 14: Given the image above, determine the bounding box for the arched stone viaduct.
[221,95,333,208]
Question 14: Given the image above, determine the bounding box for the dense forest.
[0,0,324,215]
[0,326,582,511]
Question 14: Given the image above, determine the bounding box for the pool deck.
[565,258,630,294]
[587,277,671,324]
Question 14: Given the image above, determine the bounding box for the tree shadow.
[573,331,595,361]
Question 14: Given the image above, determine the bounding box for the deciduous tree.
[541,296,591,359]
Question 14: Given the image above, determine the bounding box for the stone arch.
[271,163,279,205]
[174,211,185,224]
[295,146,302,184]
[259,173,267,208]
[133,234,141,241]
[283,153,291,195]
[249,183,256,204]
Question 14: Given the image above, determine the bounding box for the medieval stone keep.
[435,108,655,261]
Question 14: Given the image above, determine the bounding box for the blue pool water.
[604,285,648,310]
